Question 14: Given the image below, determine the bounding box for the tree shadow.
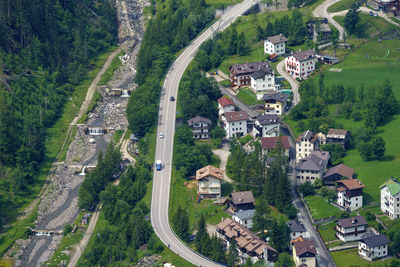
[221,183,234,197]
[379,155,395,162]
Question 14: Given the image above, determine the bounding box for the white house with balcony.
[380,178,400,219]
[336,216,368,242]
[264,34,288,55]
[187,116,212,139]
[250,69,275,100]
[285,50,316,79]
[221,110,249,138]
[358,234,390,261]
[196,165,223,199]
[253,113,280,138]
[336,179,365,211]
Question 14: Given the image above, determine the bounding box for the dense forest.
[0,0,118,227]
[127,0,215,137]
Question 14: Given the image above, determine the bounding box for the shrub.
[298,182,314,196]
[63,224,73,235]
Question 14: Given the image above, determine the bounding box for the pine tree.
[195,215,207,250]
[227,238,239,266]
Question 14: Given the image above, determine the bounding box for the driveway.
[212,143,233,183]
[276,59,300,105]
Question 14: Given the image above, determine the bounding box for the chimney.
[352,218,357,224]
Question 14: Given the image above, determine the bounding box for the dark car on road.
[170,96,175,101]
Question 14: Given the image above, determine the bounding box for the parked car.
[369,11,374,16]
[374,12,378,16]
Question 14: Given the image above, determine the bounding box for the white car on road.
[159,133,164,139]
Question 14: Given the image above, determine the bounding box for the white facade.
[222,117,247,138]
[381,186,400,219]
[290,231,308,241]
[296,169,324,185]
[337,190,363,211]
[198,176,222,199]
[232,210,255,229]
[218,103,235,117]
[190,121,211,139]
[264,40,286,55]
[296,139,316,163]
[250,74,275,100]
[359,241,388,261]
[254,120,279,138]
[285,55,315,79]
[336,224,366,242]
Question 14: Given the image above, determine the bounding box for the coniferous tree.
[227,238,239,266]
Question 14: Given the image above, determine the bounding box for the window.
[244,220,247,224]
[302,259,307,263]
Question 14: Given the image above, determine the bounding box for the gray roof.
[233,209,255,220]
[295,151,329,172]
[288,221,306,233]
[292,50,315,62]
[230,191,255,205]
[261,91,289,102]
[264,34,288,44]
[187,116,212,126]
[300,130,314,140]
[319,23,331,33]
[327,128,349,139]
[250,69,273,80]
[256,114,280,126]
[360,234,390,247]
[230,62,270,76]
[338,216,367,228]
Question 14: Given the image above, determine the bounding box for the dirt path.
[212,144,232,183]
[313,0,346,41]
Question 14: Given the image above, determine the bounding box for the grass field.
[169,169,228,229]
[318,221,338,242]
[331,247,397,266]
[236,87,263,106]
[286,39,400,203]
[304,195,340,221]
[98,50,124,86]
[327,0,359,12]
[334,14,397,39]
[205,0,241,8]
[320,39,400,202]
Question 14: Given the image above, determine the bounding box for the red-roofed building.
[218,97,235,117]
[292,238,317,267]
[261,136,290,158]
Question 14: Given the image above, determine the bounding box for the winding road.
[313,0,346,41]
[150,1,259,266]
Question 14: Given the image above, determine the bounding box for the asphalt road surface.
[150,1,259,266]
